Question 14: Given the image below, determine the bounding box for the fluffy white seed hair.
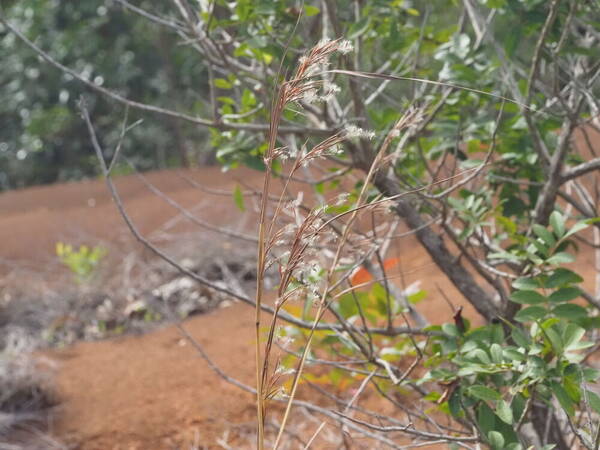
[344,124,376,140]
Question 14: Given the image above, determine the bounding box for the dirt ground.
[1,167,265,449]
[1,165,598,449]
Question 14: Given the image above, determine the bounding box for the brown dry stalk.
[255,38,355,449]
[273,109,423,448]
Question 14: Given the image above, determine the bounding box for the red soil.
[52,302,257,449]
[1,162,597,448]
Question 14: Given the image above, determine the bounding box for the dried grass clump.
[0,329,56,438]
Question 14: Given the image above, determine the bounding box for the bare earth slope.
[2,166,598,449]
[52,302,257,449]
[0,167,259,267]
[1,167,264,448]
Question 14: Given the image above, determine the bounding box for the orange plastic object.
[350,257,400,286]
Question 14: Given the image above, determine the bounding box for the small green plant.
[55,242,107,283]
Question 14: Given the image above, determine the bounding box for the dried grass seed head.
[344,124,376,140]
[285,39,353,104]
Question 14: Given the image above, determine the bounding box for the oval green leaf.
[546,252,575,265]
[512,277,539,290]
[468,385,501,402]
[514,306,547,323]
[548,287,581,303]
[552,303,587,320]
[510,290,547,305]
[546,268,583,288]
[495,400,513,425]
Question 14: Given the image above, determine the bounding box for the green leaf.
[562,324,585,350]
[583,367,600,382]
[488,250,522,262]
[563,376,581,403]
[241,89,257,108]
[471,348,491,364]
[214,78,233,89]
[550,381,575,416]
[490,343,503,363]
[563,363,582,380]
[531,239,549,257]
[233,185,245,212]
[337,293,359,319]
[545,327,563,354]
[449,388,462,418]
[512,328,530,348]
[496,400,513,425]
[442,323,460,337]
[503,348,526,361]
[217,96,236,105]
[548,287,581,303]
[477,402,496,433]
[510,290,547,305]
[514,306,547,322]
[552,303,587,320]
[468,385,501,402]
[511,394,526,423]
[407,289,427,304]
[512,277,539,290]
[533,224,556,247]
[546,268,583,288]
[488,430,504,449]
[504,25,521,58]
[304,5,320,16]
[491,324,505,344]
[546,252,575,265]
[497,215,517,234]
[586,390,600,414]
[563,221,589,239]
[505,444,523,450]
[550,211,565,238]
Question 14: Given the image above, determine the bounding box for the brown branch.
[333,412,479,443]
[126,160,259,243]
[79,98,438,339]
[562,157,600,181]
[375,173,500,322]
[533,98,584,225]
[525,0,562,104]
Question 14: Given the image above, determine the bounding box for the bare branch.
[81,100,442,339]
[333,412,479,443]
[562,157,600,181]
[126,160,259,243]
[525,0,562,104]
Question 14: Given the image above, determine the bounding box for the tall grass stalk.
[255,83,287,449]
[252,36,426,448]
[255,38,354,448]
[272,110,419,449]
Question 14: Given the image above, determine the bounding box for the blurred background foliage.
[1,0,597,191]
[0,0,459,189]
[1,0,211,188]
